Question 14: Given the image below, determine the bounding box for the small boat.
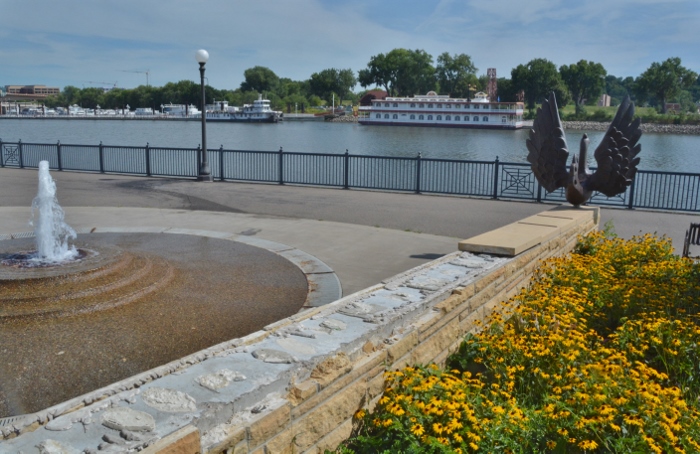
[161,103,199,117]
[206,95,282,123]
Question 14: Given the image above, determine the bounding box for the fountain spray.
[30,161,78,262]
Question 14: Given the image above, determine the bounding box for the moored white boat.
[358,91,524,129]
[206,95,282,123]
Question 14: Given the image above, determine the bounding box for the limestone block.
[386,331,418,364]
[291,351,384,419]
[247,404,291,451]
[262,427,297,454]
[310,352,352,387]
[291,380,365,451]
[434,293,466,314]
[288,380,319,405]
[311,418,354,453]
[142,425,200,454]
[204,426,246,454]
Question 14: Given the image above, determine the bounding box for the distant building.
[597,94,611,107]
[4,85,60,97]
[360,90,387,107]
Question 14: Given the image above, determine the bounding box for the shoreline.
[562,120,700,135]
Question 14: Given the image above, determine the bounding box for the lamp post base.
[197,174,214,182]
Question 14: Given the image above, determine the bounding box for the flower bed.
[338,232,700,453]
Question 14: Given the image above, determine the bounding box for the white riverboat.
[358,91,524,129]
[206,95,282,123]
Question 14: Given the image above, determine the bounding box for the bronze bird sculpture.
[526,92,642,207]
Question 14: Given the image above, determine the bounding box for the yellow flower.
[411,423,424,436]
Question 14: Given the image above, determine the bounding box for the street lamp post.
[195,49,212,182]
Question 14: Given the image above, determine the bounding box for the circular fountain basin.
[0,232,310,418]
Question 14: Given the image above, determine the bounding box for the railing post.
[343,149,349,189]
[278,147,284,185]
[0,138,4,167]
[492,156,500,199]
[145,142,151,176]
[57,141,63,171]
[98,141,105,173]
[196,145,202,178]
[219,145,225,181]
[18,140,24,168]
[415,152,422,194]
[536,181,542,203]
[627,178,636,209]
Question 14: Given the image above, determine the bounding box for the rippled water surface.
[1,118,698,172]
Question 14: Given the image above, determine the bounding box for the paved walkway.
[1,168,697,294]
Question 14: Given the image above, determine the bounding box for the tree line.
[41,50,699,116]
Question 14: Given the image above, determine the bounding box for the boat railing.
[1,139,699,212]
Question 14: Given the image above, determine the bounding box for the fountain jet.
[30,161,78,262]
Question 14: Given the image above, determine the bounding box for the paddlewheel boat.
[358,91,524,129]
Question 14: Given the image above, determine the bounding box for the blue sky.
[1,0,698,91]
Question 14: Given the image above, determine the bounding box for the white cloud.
[1,0,698,90]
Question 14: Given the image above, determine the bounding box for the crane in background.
[119,70,150,87]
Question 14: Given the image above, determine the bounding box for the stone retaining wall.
[1,207,598,454]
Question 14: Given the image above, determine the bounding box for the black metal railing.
[2,139,699,212]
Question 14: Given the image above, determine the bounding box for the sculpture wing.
[526,92,570,193]
[585,96,642,197]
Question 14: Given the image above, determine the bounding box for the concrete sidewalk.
[1,167,697,294]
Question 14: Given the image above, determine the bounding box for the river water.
[1,118,698,172]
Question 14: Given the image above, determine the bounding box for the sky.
[1,0,699,92]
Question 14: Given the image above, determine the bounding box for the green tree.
[559,60,607,114]
[62,86,81,106]
[495,77,518,102]
[240,66,280,94]
[435,52,477,97]
[359,48,436,96]
[511,58,570,111]
[635,57,698,113]
[308,68,357,104]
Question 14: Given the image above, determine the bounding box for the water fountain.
[0,164,313,418]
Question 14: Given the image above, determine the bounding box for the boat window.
[410,103,416,108]
[393,103,398,108]
[473,116,479,121]
[473,104,479,109]
[483,116,488,122]
[384,114,390,119]
[445,115,451,121]
[410,114,415,119]
[419,115,424,120]
[375,114,381,119]
[455,104,460,109]
[446,104,451,108]
[502,116,507,123]
[436,115,441,120]
[427,115,433,120]
[436,104,442,108]
[419,104,424,108]
[385,103,390,107]
[455,116,460,121]
[428,104,433,108]
[393,114,398,119]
